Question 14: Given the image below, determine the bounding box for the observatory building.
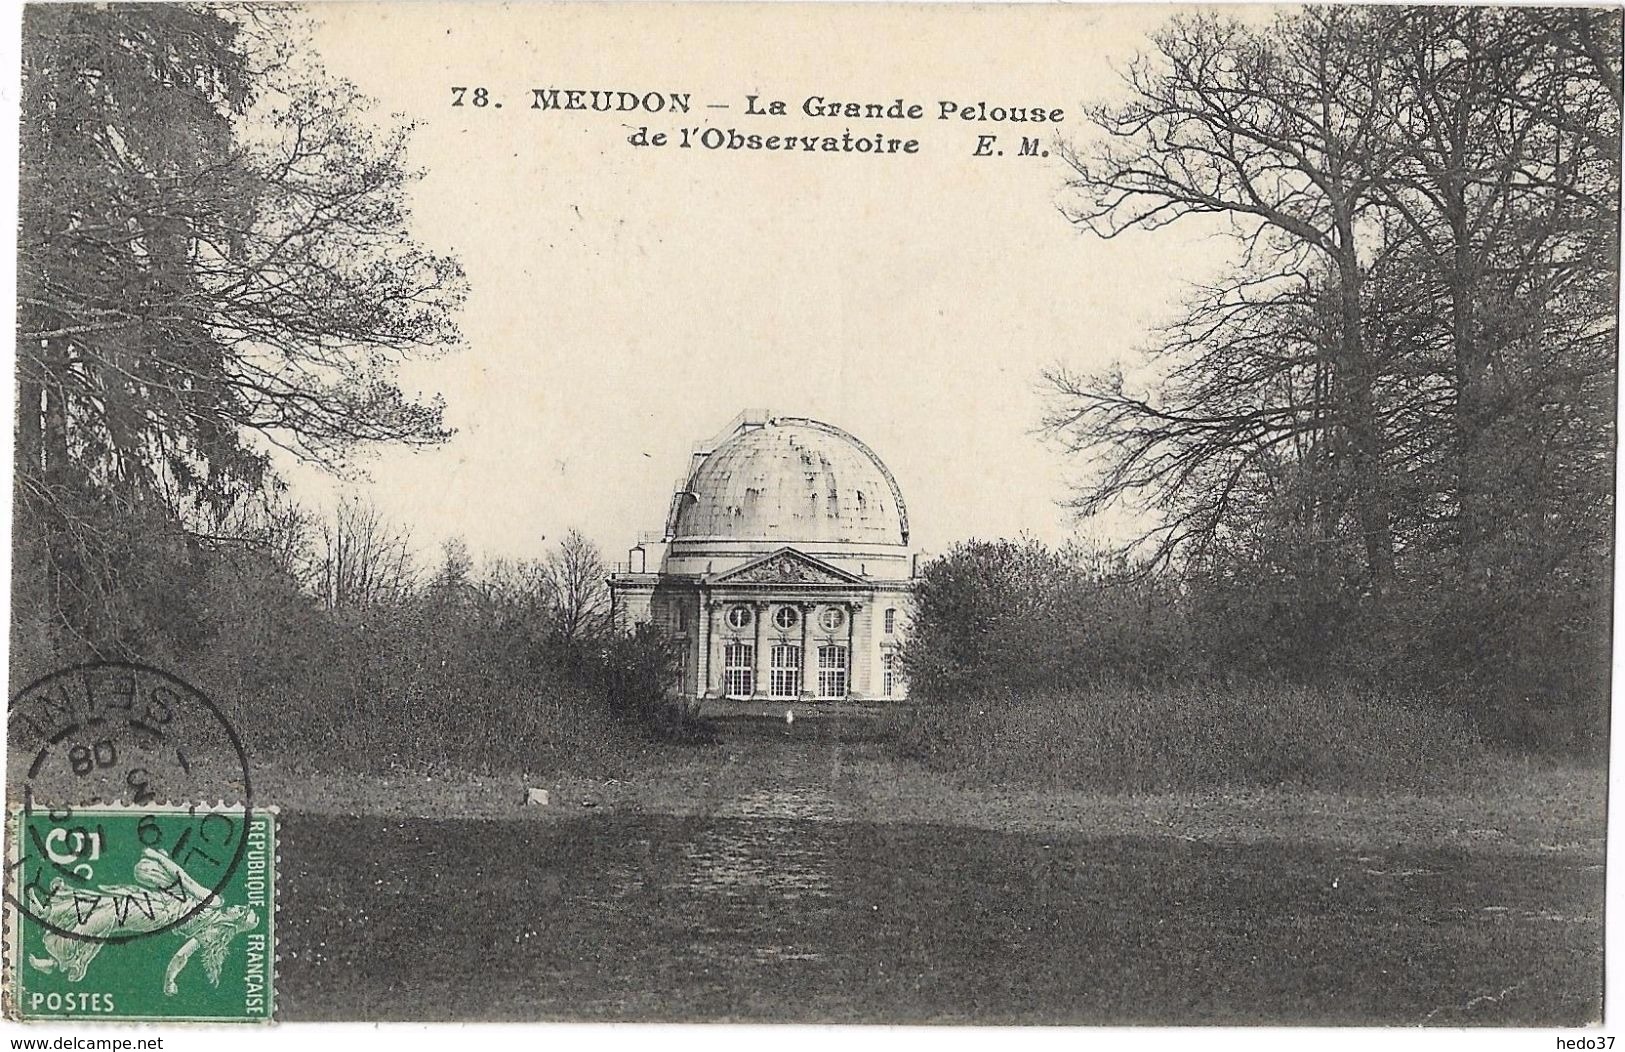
[609,412,914,702]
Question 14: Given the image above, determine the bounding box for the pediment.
[710,548,867,587]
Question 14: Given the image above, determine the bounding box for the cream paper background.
[288,1,1238,561]
[0,2,1619,1051]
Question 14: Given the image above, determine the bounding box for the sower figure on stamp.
[28,846,259,994]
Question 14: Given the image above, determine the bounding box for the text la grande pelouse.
[518,89,1064,123]
[742,95,1064,123]
[511,88,1064,155]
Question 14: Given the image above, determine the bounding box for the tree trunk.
[1332,235,1395,594]
[17,374,41,477]
[1450,230,1490,578]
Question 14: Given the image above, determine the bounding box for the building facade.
[609,412,914,702]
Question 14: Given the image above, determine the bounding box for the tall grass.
[895,679,1490,792]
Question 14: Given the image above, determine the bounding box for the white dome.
[668,417,908,546]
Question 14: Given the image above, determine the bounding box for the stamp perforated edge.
[3,803,279,1024]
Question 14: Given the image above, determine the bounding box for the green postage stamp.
[5,804,276,1023]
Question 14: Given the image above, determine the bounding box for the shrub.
[904,537,1611,757]
[905,538,1189,698]
[9,523,706,782]
[896,679,1489,792]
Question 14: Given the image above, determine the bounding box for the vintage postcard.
[1,0,1615,1039]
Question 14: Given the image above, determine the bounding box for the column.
[696,591,712,699]
[752,599,767,698]
[799,602,816,699]
[846,600,860,700]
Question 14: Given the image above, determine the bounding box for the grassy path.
[271,715,1604,1023]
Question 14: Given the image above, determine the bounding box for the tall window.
[818,645,848,699]
[882,653,896,697]
[723,642,754,698]
[770,644,802,697]
[674,646,688,695]
[884,608,897,634]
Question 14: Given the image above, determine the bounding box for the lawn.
[269,713,1604,1025]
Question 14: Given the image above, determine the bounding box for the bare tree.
[1051,7,1620,596]
[317,496,416,611]
[1367,7,1619,571]
[481,556,553,614]
[1055,8,1402,587]
[544,529,608,643]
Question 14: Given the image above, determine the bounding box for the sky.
[286,2,1234,565]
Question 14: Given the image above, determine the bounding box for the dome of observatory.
[671,418,908,546]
